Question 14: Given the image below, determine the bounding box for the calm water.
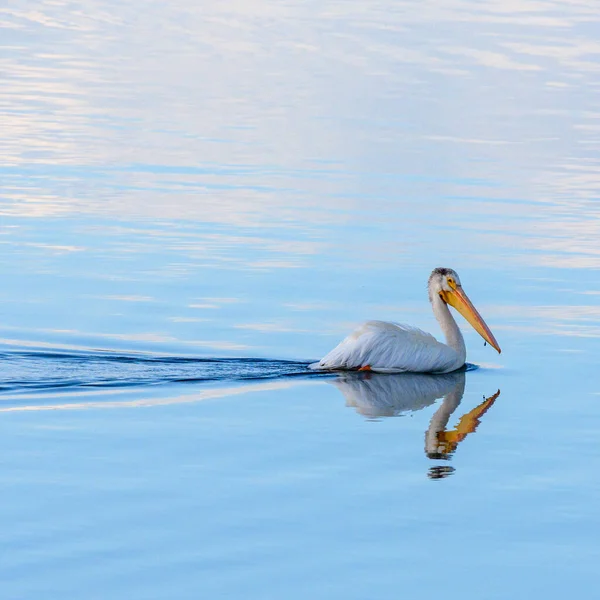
[2,1,600,597]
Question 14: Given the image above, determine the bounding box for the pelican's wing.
[313,320,459,374]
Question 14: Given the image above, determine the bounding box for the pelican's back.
[313,321,461,374]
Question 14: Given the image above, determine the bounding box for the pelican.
[311,267,500,373]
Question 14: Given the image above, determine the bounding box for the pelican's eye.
[447,277,457,289]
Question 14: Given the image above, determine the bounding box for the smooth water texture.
[2,1,600,598]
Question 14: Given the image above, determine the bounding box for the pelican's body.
[312,267,500,374]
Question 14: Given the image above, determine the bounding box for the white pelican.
[312,267,500,373]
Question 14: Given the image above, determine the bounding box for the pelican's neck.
[431,293,466,364]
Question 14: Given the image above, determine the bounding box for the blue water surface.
[2,1,600,598]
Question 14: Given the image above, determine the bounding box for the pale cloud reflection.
[0,325,251,352]
[248,259,303,269]
[101,295,155,302]
[495,305,600,321]
[0,240,85,253]
[497,323,600,338]
[190,341,250,351]
[199,297,243,304]
[26,242,84,253]
[284,302,340,311]
[234,321,309,333]
[189,303,220,310]
[185,298,243,310]
[444,47,541,71]
[0,379,317,412]
[3,0,600,285]
[83,224,327,271]
[167,317,210,323]
[492,305,600,338]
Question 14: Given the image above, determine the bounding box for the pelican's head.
[428,267,501,354]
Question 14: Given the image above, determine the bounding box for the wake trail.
[0,349,326,396]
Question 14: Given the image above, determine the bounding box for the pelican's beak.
[440,286,501,354]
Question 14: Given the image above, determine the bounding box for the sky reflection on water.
[2,1,600,598]
[4,0,600,356]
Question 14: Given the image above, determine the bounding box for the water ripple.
[0,349,319,395]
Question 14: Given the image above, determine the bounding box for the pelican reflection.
[330,371,500,479]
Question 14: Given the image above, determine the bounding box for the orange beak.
[440,286,501,354]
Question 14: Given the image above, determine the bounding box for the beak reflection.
[330,370,500,479]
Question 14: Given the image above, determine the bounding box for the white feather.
[311,320,461,373]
